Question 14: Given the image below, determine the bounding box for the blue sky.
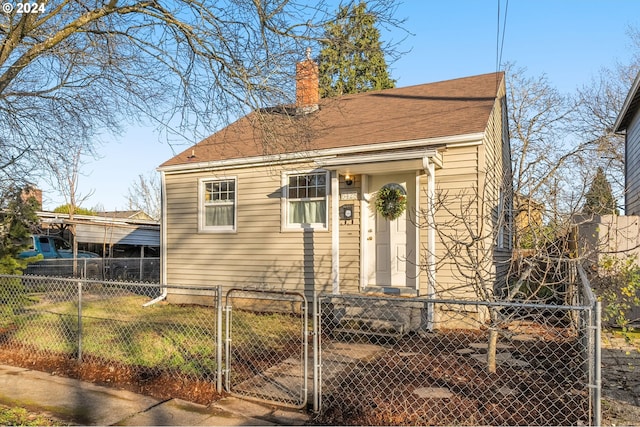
[37,0,640,211]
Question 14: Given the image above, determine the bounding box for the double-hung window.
[285,171,328,229]
[200,177,236,232]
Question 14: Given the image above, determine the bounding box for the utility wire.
[496,0,509,73]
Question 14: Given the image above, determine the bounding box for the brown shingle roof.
[161,72,504,168]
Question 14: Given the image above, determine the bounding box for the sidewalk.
[0,364,310,426]
[4,337,640,426]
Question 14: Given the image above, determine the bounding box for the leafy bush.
[0,276,28,328]
[592,255,640,332]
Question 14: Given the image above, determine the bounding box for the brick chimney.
[295,48,319,114]
[21,187,42,210]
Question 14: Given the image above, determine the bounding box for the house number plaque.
[340,191,359,201]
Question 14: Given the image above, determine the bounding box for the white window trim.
[198,176,238,233]
[281,170,330,231]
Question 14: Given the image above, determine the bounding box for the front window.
[200,178,236,232]
[286,172,328,229]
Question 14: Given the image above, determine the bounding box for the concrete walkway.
[0,364,310,426]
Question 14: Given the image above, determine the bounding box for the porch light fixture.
[344,174,353,186]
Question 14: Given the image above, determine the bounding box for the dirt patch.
[312,330,590,426]
[0,345,221,405]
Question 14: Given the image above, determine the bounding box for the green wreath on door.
[375,184,407,220]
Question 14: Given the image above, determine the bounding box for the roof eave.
[158,132,485,174]
[614,71,640,133]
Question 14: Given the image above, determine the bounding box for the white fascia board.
[317,148,441,169]
[158,132,484,175]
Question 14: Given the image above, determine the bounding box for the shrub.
[592,255,640,333]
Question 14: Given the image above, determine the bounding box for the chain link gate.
[315,293,599,426]
[223,289,309,408]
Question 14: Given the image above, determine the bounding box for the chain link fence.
[0,275,222,403]
[314,269,600,426]
[0,270,600,425]
[23,257,160,282]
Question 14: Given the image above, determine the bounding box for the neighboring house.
[97,210,156,221]
[513,193,545,249]
[159,58,513,305]
[36,211,160,258]
[615,70,640,215]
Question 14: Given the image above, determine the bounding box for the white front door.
[366,174,413,288]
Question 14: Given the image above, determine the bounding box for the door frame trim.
[361,173,418,292]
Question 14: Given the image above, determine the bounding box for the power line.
[496,0,509,73]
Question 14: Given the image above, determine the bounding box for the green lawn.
[6,291,302,378]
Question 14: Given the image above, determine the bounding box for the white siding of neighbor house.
[164,163,333,298]
[627,112,640,216]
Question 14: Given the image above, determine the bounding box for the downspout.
[423,156,436,330]
[144,170,168,307]
[359,174,369,292]
[331,170,340,294]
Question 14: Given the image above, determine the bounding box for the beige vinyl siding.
[481,79,513,290]
[337,175,361,293]
[426,143,481,300]
[164,163,333,297]
[627,112,640,215]
[426,81,511,302]
[491,83,514,287]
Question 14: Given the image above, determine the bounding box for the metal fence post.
[313,292,321,413]
[224,302,232,392]
[216,285,223,392]
[594,301,602,427]
[77,279,83,362]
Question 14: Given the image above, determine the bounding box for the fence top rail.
[22,257,160,263]
[225,287,308,304]
[1,274,223,293]
[319,293,593,311]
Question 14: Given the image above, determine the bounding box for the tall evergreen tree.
[318,2,395,98]
[583,167,618,215]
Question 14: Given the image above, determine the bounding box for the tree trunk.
[487,327,498,374]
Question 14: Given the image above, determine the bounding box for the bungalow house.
[158,58,513,305]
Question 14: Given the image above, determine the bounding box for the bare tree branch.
[0,0,405,199]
